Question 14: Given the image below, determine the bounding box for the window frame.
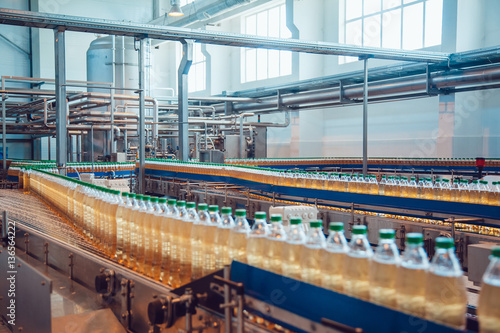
[241,2,293,83]
[339,0,442,63]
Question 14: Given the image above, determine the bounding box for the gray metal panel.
[224,135,240,159]
[254,127,267,158]
[0,8,450,62]
[0,251,52,333]
[468,243,497,285]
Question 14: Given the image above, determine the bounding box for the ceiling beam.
[0,8,450,63]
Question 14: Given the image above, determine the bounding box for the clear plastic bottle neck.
[209,211,221,225]
[220,213,235,228]
[401,243,429,269]
[305,226,326,249]
[429,247,462,277]
[233,216,250,233]
[325,230,348,253]
[483,256,500,287]
[198,209,210,224]
[374,238,400,264]
[287,223,306,244]
[348,233,373,258]
[268,222,287,240]
[250,218,269,237]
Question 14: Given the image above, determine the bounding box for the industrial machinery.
[1,159,499,332]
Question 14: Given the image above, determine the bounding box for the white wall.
[3,0,499,160]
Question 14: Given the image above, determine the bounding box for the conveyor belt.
[0,189,106,257]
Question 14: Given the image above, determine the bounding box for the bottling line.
[0,4,500,333]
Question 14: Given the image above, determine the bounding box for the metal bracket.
[24,232,29,254]
[277,90,283,110]
[44,242,49,265]
[120,278,133,330]
[339,80,354,104]
[95,268,117,298]
[68,253,74,280]
[426,64,440,96]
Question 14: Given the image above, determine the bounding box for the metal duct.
[215,63,500,113]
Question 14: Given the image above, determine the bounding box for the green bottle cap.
[492,247,500,258]
[136,194,143,200]
[379,229,395,239]
[208,205,219,212]
[309,220,322,228]
[235,209,246,217]
[129,193,136,198]
[352,225,367,235]
[176,200,186,207]
[150,197,159,203]
[198,203,208,211]
[406,233,424,244]
[221,207,232,214]
[329,222,344,231]
[121,192,128,197]
[158,198,167,204]
[167,199,177,205]
[143,195,151,201]
[435,237,454,249]
[290,217,302,225]
[254,212,266,220]
[186,202,196,209]
[270,214,282,222]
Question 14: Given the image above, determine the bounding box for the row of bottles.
[145,159,500,206]
[13,162,135,178]
[25,169,500,332]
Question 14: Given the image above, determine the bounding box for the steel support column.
[138,38,147,193]
[178,39,193,161]
[54,27,67,174]
[362,58,369,176]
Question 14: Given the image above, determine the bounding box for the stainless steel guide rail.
[0,8,450,62]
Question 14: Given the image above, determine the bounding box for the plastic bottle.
[201,205,221,276]
[469,180,480,204]
[160,199,177,284]
[300,220,326,286]
[489,182,500,206]
[264,214,287,275]
[228,209,251,264]
[396,233,429,317]
[115,192,130,262]
[214,206,235,270]
[459,179,470,203]
[135,195,153,274]
[369,229,400,308]
[191,203,209,280]
[179,202,197,285]
[425,237,467,329]
[407,176,418,198]
[400,177,409,198]
[106,190,122,257]
[477,247,500,333]
[169,200,187,287]
[246,212,269,269]
[321,222,348,292]
[150,197,167,280]
[123,193,139,266]
[479,180,490,204]
[129,194,147,270]
[378,175,387,195]
[281,217,306,280]
[344,225,373,300]
[143,196,161,277]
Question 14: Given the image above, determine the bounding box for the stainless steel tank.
[84,36,151,161]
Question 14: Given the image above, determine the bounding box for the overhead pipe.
[213,63,500,113]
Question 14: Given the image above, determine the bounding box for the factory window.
[241,4,292,83]
[339,0,443,63]
[189,43,207,92]
[179,0,194,6]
